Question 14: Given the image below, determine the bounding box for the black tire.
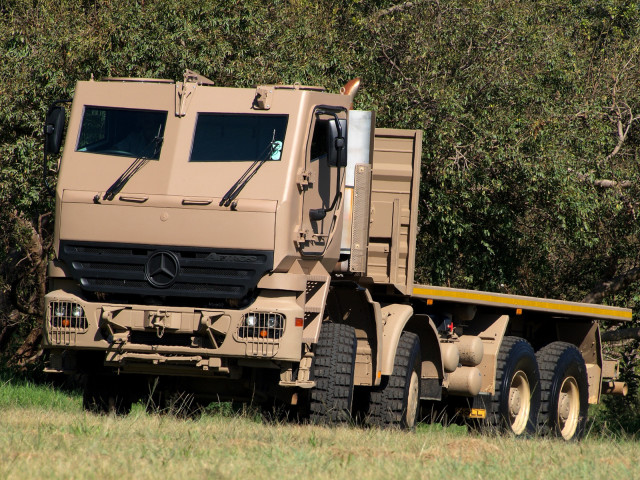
[536,342,589,440]
[309,322,357,424]
[83,374,132,415]
[368,332,422,429]
[479,336,540,435]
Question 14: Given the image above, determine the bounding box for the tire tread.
[536,341,588,439]
[480,336,540,434]
[368,331,421,428]
[309,323,357,424]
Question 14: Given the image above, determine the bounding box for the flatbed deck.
[412,284,632,321]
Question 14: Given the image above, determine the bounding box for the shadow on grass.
[4,357,640,440]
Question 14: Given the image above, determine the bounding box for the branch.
[591,179,633,188]
[582,266,640,304]
[605,110,639,162]
[570,169,633,188]
[604,79,640,162]
[380,46,412,82]
[12,211,43,262]
[4,210,49,316]
[602,328,640,343]
[374,2,417,18]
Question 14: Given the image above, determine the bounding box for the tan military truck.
[42,71,631,440]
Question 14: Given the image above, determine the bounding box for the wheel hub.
[559,393,571,420]
[508,370,531,435]
[558,376,580,440]
[406,370,420,428]
[509,388,522,416]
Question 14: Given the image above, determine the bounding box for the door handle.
[118,195,148,203]
[182,198,213,206]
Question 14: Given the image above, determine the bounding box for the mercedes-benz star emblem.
[145,251,180,288]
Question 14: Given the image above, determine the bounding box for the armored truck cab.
[43,72,631,440]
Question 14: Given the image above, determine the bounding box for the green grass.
[0,376,81,412]
[1,378,639,479]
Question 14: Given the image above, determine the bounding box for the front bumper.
[43,289,305,372]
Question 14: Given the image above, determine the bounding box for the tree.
[1,1,639,379]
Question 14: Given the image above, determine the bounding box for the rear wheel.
[478,336,540,435]
[368,332,422,429]
[536,342,588,440]
[308,322,357,424]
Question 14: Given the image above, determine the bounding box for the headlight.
[245,314,257,327]
[49,301,88,330]
[239,312,285,339]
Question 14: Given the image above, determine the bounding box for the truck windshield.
[190,113,288,162]
[76,107,167,160]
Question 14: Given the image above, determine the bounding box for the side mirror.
[327,118,347,167]
[44,106,66,154]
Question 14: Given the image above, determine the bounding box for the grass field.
[1,378,639,480]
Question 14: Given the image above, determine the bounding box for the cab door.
[298,108,347,256]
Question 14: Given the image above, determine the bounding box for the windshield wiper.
[219,132,282,208]
[101,127,163,202]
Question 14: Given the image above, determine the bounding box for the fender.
[324,282,384,387]
[380,304,444,381]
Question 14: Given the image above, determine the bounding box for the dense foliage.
[1,0,640,420]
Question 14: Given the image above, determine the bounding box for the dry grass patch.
[1,403,640,480]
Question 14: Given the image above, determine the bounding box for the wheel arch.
[552,320,602,404]
[327,283,383,386]
[380,304,444,383]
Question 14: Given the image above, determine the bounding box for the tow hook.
[147,310,168,338]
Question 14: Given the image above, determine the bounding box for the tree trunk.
[10,326,43,367]
[0,309,21,351]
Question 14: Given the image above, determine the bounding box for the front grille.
[60,241,273,300]
[76,262,142,273]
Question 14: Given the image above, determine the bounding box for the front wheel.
[536,342,589,440]
[308,322,357,424]
[368,331,422,429]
